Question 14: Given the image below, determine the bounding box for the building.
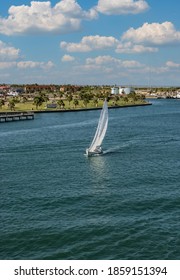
[111,87,119,94]
[111,86,135,95]
[119,87,135,95]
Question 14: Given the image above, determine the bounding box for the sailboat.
[86,99,108,156]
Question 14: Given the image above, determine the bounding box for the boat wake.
[102,142,132,155]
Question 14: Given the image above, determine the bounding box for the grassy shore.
[0,99,149,113]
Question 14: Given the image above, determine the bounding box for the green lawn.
[0,99,147,112]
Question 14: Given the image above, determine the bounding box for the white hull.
[86,148,103,157]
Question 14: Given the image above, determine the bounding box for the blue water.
[0,99,180,260]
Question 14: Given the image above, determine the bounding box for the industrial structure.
[111,86,135,95]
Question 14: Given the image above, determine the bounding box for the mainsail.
[88,99,108,154]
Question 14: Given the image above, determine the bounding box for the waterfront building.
[111,87,119,94]
[111,86,135,95]
[119,87,135,95]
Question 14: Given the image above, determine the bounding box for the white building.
[119,87,135,95]
[7,91,19,97]
[111,87,119,94]
[111,86,135,95]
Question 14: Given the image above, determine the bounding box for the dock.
[0,112,34,123]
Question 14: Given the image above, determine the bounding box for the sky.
[0,0,180,86]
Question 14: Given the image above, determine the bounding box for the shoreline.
[0,102,152,115]
[32,102,152,114]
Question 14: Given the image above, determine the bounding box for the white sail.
[87,99,108,155]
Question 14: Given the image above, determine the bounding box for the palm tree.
[0,99,5,109]
[129,92,138,102]
[42,94,49,104]
[8,99,15,111]
[73,98,79,108]
[66,93,73,107]
[123,96,129,103]
[22,96,28,103]
[83,97,90,108]
[33,95,44,109]
[58,91,64,99]
[114,95,120,105]
[57,99,65,109]
[93,97,98,107]
[104,92,111,101]
[33,94,49,109]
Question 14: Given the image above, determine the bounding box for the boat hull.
[86,148,103,157]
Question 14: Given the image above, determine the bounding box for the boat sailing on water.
[86,99,108,157]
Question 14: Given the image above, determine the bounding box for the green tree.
[0,99,5,109]
[58,91,64,99]
[123,96,129,103]
[114,95,120,105]
[8,99,15,111]
[83,97,90,108]
[42,94,49,103]
[104,91,111,101]
[129,92,138,102]
[93,97,98,107]
[33,95,44,109]
[33,94,49,109]
[22,96,28,103]
[73,99,79,108]
[57,99,65,109]
[66,93,73,107]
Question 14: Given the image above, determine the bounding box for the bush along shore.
[0,89,150,113]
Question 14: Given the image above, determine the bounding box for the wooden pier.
[0,112,34,123]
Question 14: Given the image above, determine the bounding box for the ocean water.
[0,99,180,260]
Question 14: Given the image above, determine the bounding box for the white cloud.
[0,60,54,69]
[122,60,143,68]
[60,35,119,52]
[17,60,54,69]
[116,42,158,53]
[96,0,149,15]
[86,55,144,68]
[0,41,20,60]
[72,55,146,85]
[0,0,97,35]
[122,22,180,45]
[61,54,75,61]
[166,61,180,68]
[86,55,120,65]
[0,62,17,69]
[60,35,158,55]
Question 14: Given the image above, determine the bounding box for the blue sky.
[0,0,180,86]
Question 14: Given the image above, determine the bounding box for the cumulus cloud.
[116,42,158,53]
[86,55,144,68]
[0,0,97,35]
[86,55,120,65]
[0,62,17,69]
[60,34,158,54]
[17,60,54,69]
[166,61,180,68]
[60,35,119,52]
[0,41,20,60]
[122,22,180,45]
[96,0,149,15]
[61,54,75,61]
[0,60,54,69]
